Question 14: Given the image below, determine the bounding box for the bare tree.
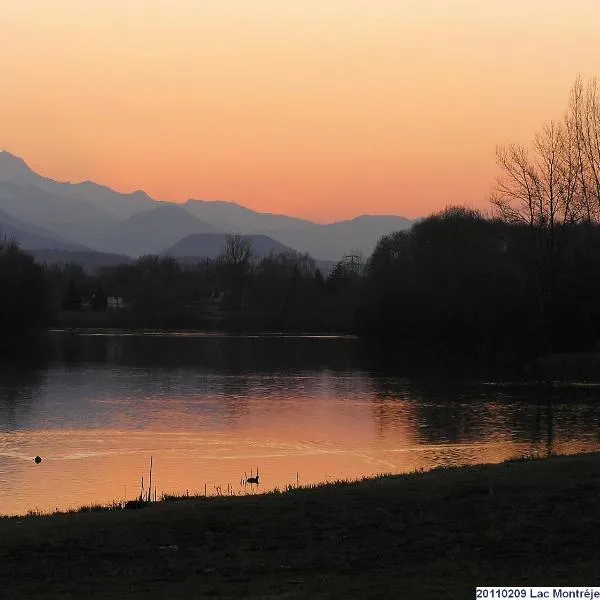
[491,143,539,228]
[219,234,254,269]
[490,76,600,330]
[217,234,254,310]
[565,76,600,221]
[492,120,582,232]
[491,76,600,230]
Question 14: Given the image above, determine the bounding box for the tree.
[565,76,600,221]
[491,120,583,231]
[217,234,254,311]
[220,234,254,268]
[252,250,320,330]
[129,256,185,318]
[90,287,108,312]
[62,277,82,311]
[0,236,52,344]
[358,230,413,339]
[490,78,600,343]
[492,76,600,231]
[325,255,363,332]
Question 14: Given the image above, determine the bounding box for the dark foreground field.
[1,454,599,599]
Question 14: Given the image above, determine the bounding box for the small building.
[107,296,126,311]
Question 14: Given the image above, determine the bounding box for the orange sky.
[1,0,599,222]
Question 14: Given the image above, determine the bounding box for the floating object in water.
[34,456,42,464]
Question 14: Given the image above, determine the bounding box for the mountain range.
[0,151,413,266]
[0,207,87,252]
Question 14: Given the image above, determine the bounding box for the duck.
[246,468,259,485]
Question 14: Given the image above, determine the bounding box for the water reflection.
[0,366,46,432]
[0,331,599,515]
[48,331,361,371]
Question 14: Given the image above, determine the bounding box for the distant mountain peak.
[345,214,411,222]
[185,197,316,221]
[130,189,151,199]
[162,232,295,259]
[0,151,33,181]
[187,198,243,208]
[127,202,202,221]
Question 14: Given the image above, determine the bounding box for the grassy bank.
[1,454,600,599]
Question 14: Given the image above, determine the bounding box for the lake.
[1,331,599,516]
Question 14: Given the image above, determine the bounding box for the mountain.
[182,200,413,260]
[0,151,414,261]
[163,233,295,259]
[182,199,413,260]
[267,215,413,260]
[54,181,155,220]
[90,203,220,257]
[0,178,118,245]
[0,207,88,251]
[182,199,316,233]
[31,249,132,271]
[0,151,155,220]
[0,152,32,181]
[0,152,154,247]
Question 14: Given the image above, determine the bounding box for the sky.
[1,0,599,222]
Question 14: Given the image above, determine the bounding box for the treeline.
[0,235,362,346]
[359,207,600,363]
[361,75,600,364]
[39,239,362,332]
[0,237,52,352]
[8,201,600,363]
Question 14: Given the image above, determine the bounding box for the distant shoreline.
[47,326,359,339]
[50,309,356,335]
[14,325,600,381]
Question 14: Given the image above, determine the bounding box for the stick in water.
[148,456,153,502]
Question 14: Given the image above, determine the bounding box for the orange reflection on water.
[1,410,597,516]
[3,335,600,516]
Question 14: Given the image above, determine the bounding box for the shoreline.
[2,452,600,598]
[0,452,583,521]
[43,328,600,381]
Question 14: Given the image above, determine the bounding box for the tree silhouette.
[62,277,82,311]
[0,235,52,348]
[217,234,254,312]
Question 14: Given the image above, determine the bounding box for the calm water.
[1,331,599,515]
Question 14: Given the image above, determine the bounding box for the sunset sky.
[1,0,599,222]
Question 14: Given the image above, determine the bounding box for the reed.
[147,456,153,503]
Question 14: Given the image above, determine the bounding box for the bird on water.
[34,456,42,464]
[246,468,259,485]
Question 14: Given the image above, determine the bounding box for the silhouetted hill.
[0,179,117,245]
[57,180,155,220]
[182,199,316,233]
[89,203,220,257]
[0,151,154,220]
[31,249,132,271]
[163,233,295,259]
[0,151,32,180]
[267,215,413,260]
[0,207,88,251]
[182,199,412,260]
